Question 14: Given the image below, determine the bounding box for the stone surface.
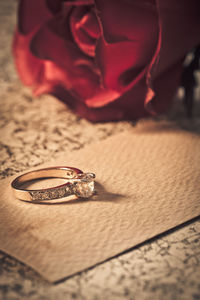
[0,1,200,300]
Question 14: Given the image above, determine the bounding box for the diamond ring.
[11,166,95,202]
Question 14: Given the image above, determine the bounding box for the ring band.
[11,166,95,202]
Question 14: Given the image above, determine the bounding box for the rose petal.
[95,36,155,93]
[94,0,158,43]
[13,30,44,87]
[147,0,200,113]
[29,19,105,100]
[46,0,62,15]
[52,74,149,122]
[93,0,158,95]
[70,6,100,56]
[18,0,54,34]
[153,0,200,77]
[29,17,124,106]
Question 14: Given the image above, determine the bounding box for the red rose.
[13,0,200,122]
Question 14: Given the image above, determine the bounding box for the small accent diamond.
[57,188,65,198]
[50,190,59,199]
[31,191,43,201]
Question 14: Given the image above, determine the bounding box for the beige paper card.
[0,123,200,282]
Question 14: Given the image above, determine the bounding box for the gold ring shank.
[11,166,83,202]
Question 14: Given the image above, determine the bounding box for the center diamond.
[74,173,95,198]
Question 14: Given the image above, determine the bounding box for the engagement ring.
[11,166,95,202]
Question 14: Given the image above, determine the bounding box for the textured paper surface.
[0,125,200,282]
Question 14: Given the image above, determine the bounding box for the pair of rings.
[11,166,95,202]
